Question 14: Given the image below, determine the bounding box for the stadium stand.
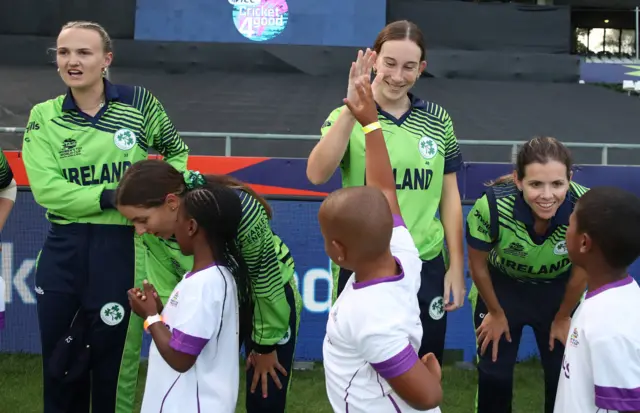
[2,66,640,165]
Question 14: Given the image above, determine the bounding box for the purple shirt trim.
[0,311,4,330]
[585,275,634,300]
[595,385,640,411]
[370,344,418,379]
[388,394,402,412]
[185,262,219,279]
[196,380,201,413]
[169,329,209,356]
[159,375,180,412]
[392,214,406,228]
[353,257,404,290]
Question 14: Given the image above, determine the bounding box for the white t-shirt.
[323,215,441,413]
[141,264,240,413]
[554,275,640,413]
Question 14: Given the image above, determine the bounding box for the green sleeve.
[143,90,189,171]
[465,194,495,251]
[237,191,290,352]
[22,107,105,218]
[0,150,14,189]
[442,110,463,174]
[141,234,192,303]
[320,106,350,168]
[320,106,343,137]
[570,181,589,198]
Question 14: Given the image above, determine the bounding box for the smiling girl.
[307,20,465,364]
[466,136,589,413]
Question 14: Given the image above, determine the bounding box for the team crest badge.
[100,302,125,326]
[114,128,137,151]
[418,136,438,159]
[554,240,568,256]
[277,326,292,345]
[429,297,445,321]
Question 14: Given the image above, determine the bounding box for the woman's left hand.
[249,350,288,398]
[549,316,571,351]
[443,267,466,311]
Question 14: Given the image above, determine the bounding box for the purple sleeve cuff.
[392,214,406,229]
[0,311,4,330]
[370,344,419,379]
[595,385,640,411]
[169,328,209,356]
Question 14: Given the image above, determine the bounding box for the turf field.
[0,353,546,412]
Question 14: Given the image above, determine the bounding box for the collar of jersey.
[62,79,120,112]
[513,190,572,227]
[376,93,427,125]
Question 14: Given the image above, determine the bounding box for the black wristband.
[251,341,277,355]
[100,189,116,210]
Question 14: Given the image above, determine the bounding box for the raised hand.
[343,74,380,127]
[347,48,377,109]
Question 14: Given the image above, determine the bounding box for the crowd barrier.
[1,157,640,363]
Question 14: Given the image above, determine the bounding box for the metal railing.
[3,127,640,165]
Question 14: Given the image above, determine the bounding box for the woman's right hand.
[476,311,511,362]
[347,48,377,109]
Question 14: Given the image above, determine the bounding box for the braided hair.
[181,180,254,346]
[116,161,255,345]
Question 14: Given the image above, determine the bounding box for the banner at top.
[134,0,387,47]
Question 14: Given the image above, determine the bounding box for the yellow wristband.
[144,314,163,332]
[362,121,381,134]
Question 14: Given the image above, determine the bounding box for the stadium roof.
[1,67,639,164]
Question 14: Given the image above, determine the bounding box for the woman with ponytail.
[127,178,249,412]
[115,159,301,412]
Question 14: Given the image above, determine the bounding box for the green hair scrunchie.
[184,170,206,190]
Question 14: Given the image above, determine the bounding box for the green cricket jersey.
[143,188,300,350]
[321,94,463,261]
[22,80,189,225]
[466,181,589,282]
[22,80,189,413]
[0,149,14,190]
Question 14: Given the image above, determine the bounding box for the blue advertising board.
[3,163,640,363]
[580,61,640,84]
[134,0,387,47]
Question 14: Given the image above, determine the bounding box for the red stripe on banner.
[185,156,270,174]
[5,152,327,196]
[6,151,27,187]
[249,184,329,197]
[6,152,270,187]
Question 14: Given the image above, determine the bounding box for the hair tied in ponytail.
[184,170,206,190]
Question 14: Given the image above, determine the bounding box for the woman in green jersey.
[21,21,189,413]
[115,159,301,413]
[307,20,466,364]
[466,136,589,413]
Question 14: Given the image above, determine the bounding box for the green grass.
[0,353,546,412]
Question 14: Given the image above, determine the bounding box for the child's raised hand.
[343,74,380,127]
